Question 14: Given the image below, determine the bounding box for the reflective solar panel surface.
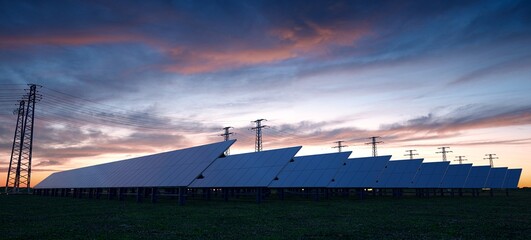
[410,162,450,188]
[328,156,391,188]
[189,146,302,188]
[373,159,423,188]
[34,140,236,189]
[484,167,508,189]
[269,152,351,188]
[503,169,522,188]
[463,166,491,188]
[439,164,472,188]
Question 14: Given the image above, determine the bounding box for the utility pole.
[251,119,268,152]
[5,84,40,194]
[484,154,498,167]
[332,141,348,152]
[365,136,383,157]
[454,156,467,164]
[220,127,234,155]
[436,147,452,162]
[404,149,418,159]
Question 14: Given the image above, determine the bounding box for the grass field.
[1,189,530,239]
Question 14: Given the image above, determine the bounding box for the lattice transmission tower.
[454,156,467,164]
[365,136,383,157]
[484,154,498,167]
[5,84,40,194]
[220,126,234,155]
[332,141,348,152]
[404,149,418,159]
[436,147,452,162]
[251,119,268,152]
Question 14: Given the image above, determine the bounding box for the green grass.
[1,190,530,239]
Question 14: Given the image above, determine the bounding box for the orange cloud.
[164,23,370,74]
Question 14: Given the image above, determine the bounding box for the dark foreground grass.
[1,190,530,239]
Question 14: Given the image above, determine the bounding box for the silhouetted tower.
[220,126,234,155]
[454,156,467,164]
[436,147,452,162]
[332,141,348,152]
[5,84,40,193]
[404,149,418,159]
[484,154,498,167]
[251,119,268,152]
[365,136,383,157]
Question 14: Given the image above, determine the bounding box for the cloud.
[34,160,62,167]
[451,54,531,85]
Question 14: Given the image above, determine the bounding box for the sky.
[0,0,530,187]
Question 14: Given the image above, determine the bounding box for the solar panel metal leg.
[256,188,262,204]
[458,189,463,197]
[440,189,444,197]
[358,188,364,200]
[118,188,124,201]
[151,187,157,203]
[279,188,285,200]
[179,187,186,206]
[108,188,114,200]
[313,188,320,202]
[95,188,101,199]
[490,189,494,197]
[136,188,142,203]
[222,188,229,202]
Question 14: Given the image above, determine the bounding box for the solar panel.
[189,146,302,188]
[502,169,522,188]
[268,152,351,188]
[439,164,472,188]
[410,162,450,188]
[328,156,391,188]
[484,167,508,189]
[34,140,236,189]
[463,166,491,188]
[373,159,423,188]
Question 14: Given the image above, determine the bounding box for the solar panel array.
[328,156,391,188]
[269,152,351,188]
[463,166,491,189]
[484,167,508,189]
[374,159,423,188]
[34,141,521,191]
[34,140,235,189]
[439,164,472,188]
[189,146,302,188]
[503,169,522,188]
[411,162,450,188]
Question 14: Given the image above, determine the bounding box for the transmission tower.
[365,136,383,157]
[404,149,418,159]
[220,127,234,155]
[454,156,467,164]
[251,119,268,152]
[332,141,348,152]
[484,154,498,167]
[436,147,452,162]
[5,84,40,194]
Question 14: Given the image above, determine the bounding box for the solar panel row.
[34,141,522,190]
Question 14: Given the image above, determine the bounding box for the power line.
[436,147,453,162]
